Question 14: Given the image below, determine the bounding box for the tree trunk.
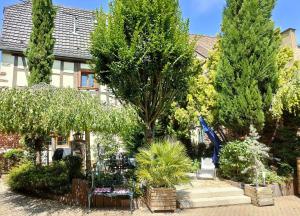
[85,131,92,176]
[35,138,43,165]
[145,122,155,144]
[36,150,42,165]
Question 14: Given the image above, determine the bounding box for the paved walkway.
[0,178,300,216]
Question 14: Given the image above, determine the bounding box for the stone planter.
[269,179,295,197]
[146,187,176,212]
[244,184,274,207]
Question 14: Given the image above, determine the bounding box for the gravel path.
[1,178,300,216]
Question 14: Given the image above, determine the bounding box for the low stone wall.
[224,178,295,197]
[269,181,295,197]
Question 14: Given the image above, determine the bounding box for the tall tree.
[271,47,300,117]
[91,0,196,143]
[215,0,281,134]
[26,0,56,86]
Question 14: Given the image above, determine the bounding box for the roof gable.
[0,1,95,60]
[0,1,217,61]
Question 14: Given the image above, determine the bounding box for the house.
[2,1,297,156]
[0,1,216,156]
[0,1,216,97]
[281,28,300,61]
[0,1,119,106]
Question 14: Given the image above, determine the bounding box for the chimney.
[281,28,297,49]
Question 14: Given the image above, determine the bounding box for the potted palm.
[136,140,192,212]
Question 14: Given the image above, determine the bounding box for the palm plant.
[135,140,192,188]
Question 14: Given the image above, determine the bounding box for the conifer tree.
[91,0,196,143]
[215,0,281,134]
[26,0,56,86]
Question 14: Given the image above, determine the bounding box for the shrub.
[3,149,25,171]
[8,161,69,195]
[258,170,283,185]
[219,126,270,185]
[271,117,300,169]
[191,159,200,173]
[63,155,83,182]
[3,149,24,160]
[219,140,253,183]
[135,140,192,188]
[277,162,294,178]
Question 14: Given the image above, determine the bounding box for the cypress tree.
[215,0,281,134]
[26,0,56,86]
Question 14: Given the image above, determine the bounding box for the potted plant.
[135,140,192,212]
[243,126,274,206]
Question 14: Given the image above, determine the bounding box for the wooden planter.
[146,187,176,212]
[244,184,274,207]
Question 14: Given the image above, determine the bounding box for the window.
[79,70,98,89]
[57,136,68,146]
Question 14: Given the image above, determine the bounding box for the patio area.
[0,178,300,216]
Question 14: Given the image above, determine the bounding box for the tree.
[215,0,281,134]
[0,84,138,166]
[25,0,56,86]
[170,41,220,139]
[271,47,300,117]
[91,0,196,143]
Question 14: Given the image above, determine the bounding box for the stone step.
[178,195,251,209]
[186,173,198,180]
[177,187,244,199]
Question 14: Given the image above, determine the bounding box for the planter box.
[146,187,176,212]
[244,184,274,207]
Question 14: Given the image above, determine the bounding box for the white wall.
[63,62,74,88]
[0,53,14,88]
[0,53,77,88]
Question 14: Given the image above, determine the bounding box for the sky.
[0,0,299,43]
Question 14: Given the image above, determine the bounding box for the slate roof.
[190,34,218,58]
[0,1,217,61]
[0,1,95,61]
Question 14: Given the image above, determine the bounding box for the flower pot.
[146,187,176,212]
[244,184,274,206]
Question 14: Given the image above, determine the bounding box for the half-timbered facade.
[0,1,119,106]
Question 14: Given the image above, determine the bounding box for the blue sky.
[0,0,299,43]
